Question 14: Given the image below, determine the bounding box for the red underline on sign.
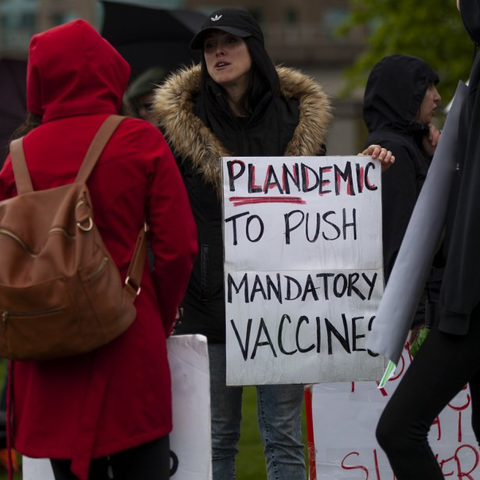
[228,196,307,206]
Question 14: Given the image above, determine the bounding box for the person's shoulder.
[119,116,162,136]
[276,66,333,129]
[366,129,411,150]
[112,117,167,154]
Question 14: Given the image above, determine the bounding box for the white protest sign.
[22,458,53,479]
[222,156,387,386]
[23,334,211,480]
[168,334,211,480]
[313,343,480,479]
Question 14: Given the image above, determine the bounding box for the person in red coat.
[0,19,198,480]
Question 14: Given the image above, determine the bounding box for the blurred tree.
[340,0,473,104]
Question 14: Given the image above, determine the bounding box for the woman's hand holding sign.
[359,144,395,172]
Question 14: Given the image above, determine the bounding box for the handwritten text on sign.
[222,157,387,385]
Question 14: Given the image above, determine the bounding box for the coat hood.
[363,54,439,134]
[153,64,332,194]
[27,19,130,122]
[459,0,480,45]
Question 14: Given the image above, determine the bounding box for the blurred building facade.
[0,0,97,55]
[0,0,368,154]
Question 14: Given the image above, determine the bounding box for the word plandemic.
[226,159,378,196]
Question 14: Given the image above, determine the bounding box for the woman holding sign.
[153,8,394,480]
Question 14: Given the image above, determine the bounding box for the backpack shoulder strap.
[9,137,34,195]
[76,115,147,300]
[124,225,148,300]
[8,115,126,194]
[76,115,126,183]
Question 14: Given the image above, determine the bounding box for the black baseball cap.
[190,8,264,50]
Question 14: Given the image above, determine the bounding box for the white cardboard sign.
[313,343,480,479]
[222,156,387,385]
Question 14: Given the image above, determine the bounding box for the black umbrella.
[0,58,27,167]
[100,0,206,81]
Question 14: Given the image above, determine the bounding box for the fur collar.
[153,64,332,194]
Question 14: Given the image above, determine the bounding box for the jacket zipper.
[200,245,209,301]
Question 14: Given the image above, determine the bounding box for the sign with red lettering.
[222,156,387,385]
[313,343,480,479]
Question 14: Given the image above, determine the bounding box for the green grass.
[237,386,309,480]
[0,457,21,480]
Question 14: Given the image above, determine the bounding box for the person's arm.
[381,144,419,281]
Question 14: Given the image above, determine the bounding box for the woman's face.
[417,83,442,125]
[203,30,253,95]
[136,92,156,125]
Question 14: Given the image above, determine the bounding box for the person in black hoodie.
[363,54,441,283]
[154,8,394,480]
[363,54,443,345]
[376,2,480,479]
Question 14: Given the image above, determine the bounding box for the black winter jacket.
[153,65,332,342]
[440,0,480,335]
[363,54,442,327]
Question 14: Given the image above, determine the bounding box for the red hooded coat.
[0,20,198,479]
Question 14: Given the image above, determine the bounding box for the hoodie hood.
[153,64,332,194]
[363,54,439,134]
[459,0,480,45]
[27,19,130,122]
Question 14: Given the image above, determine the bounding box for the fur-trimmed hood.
[153,64,332,194]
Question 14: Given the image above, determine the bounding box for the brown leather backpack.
[0,115,147,361]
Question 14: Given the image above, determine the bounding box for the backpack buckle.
[77,217,93,232]
[125,276,141,296]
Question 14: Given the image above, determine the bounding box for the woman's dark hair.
[10,112,42,140]
[200,35,281,115]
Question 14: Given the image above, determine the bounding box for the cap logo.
[211,14,222,21]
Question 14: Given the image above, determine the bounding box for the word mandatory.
[227,271,378,304]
